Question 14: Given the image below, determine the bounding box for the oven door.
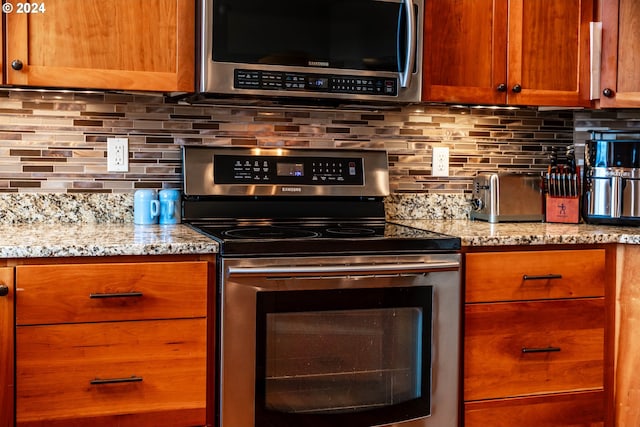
[218,254,460,427]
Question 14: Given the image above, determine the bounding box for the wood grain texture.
[613,244,640,426]
[465,298,604,401]
[16,261,207,325]
[0,268,15,427]
[423,0,593,106]
[16,318,207,426]
[465,390,604,427]
[5,0,194,91]
[600,0,640,107]
[507,0,592,106]
[422,0,508,104]
[465,249,606,303]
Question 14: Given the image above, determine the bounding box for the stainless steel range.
[182,146,461,427]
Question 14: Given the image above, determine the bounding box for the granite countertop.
[397,219,640,247]
[2,192,640,258]
[0,223,219,258]
[4,220,640,259]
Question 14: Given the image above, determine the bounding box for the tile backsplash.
[0,89,575,194]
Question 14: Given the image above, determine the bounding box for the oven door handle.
[227,261,459,277]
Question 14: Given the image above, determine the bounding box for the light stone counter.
[0,223,219,258]
[395,219,640,247]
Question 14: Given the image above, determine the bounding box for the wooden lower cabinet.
[465,390,604,427]
[464,248,609,427]
[465,299,604,401]
[16,319,206,427]
[0,267,15,427]
[14,258,212,427]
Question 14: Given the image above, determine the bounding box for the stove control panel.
[214,154,364,185]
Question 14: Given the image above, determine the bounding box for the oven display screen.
[277,162,304,177]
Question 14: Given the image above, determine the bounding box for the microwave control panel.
[234,69,398,97]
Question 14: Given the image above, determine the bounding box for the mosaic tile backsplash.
[0,89,576,195]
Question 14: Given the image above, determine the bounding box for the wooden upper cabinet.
[5,0,195,92]
[423,0,593,107]
[600,0,640,107]
[423,0,507,105]
[0,15,4,85]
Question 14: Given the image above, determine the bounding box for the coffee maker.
[583,130,640,225]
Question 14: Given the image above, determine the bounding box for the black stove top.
[188,222,461,257]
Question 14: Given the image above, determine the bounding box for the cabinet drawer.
[464,298,604,401]
[464,390,604,427]
[465,249,605,302]
[16,318,206,427]
[16,261,208,325]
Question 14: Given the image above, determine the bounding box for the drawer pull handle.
[522,274,563,281]
[90,375,143,385]
[522,346,561,354]
[89,291,143,299]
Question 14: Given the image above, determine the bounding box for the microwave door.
[200,0,424,102]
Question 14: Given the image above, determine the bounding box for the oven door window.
[255,286,432,427]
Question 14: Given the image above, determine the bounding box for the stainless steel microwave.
[197,0,424,103]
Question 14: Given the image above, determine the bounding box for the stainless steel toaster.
[470,173,544,223]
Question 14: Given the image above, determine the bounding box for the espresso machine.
[583,130,640,225]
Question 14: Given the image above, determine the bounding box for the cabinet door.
[465,391,604,427]
[465,249,606,303]
[0,15,4,85]
[0,268,14,427]
[465,298,604,401]
[16,261,208,325]
[6,0,194,92]
[422,0,508,104]
[17,318,207,427]
[600,0,640,107]
[507,0,593,107]
[423,0,593,107]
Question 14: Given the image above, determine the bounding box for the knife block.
[545,195,580,223]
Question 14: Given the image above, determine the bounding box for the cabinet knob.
[0,284,8,297]
[11,59,24,71]
[512,84,522,93]
[496,83,507,92]
[603,88,614,98]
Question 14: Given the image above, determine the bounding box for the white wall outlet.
[432,146,449,177]
[107,137,129,172]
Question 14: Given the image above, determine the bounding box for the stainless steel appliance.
[470,172,544,223]
[197,0,423,102]
[583,130,640,225]
[182,146,461,427]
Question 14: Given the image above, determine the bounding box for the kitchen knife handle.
[522,346,561,354]
[522,274,563,281]
[90,375,143,385]
[89,291,143,299]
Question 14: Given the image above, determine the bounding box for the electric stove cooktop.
[188,222,461,257]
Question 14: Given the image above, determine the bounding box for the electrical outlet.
[432,146,449,177]
[107,137,129,172]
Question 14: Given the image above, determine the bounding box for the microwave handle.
[399,0,416,88]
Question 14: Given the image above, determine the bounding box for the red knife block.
[545,195,580,223]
